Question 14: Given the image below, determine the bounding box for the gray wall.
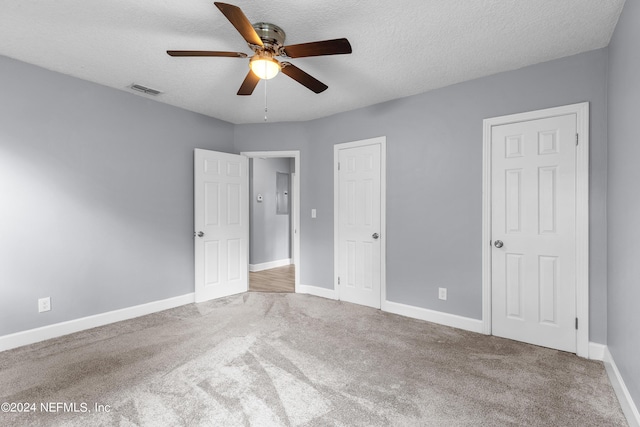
[0,56,235,336]
[235,48,609,343]
[607,0,640,411]
[1,48,612,346]
[249,157,291,265]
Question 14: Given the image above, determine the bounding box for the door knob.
[494,240,503,248]
[372,233,379,239]
[197,231,204,238]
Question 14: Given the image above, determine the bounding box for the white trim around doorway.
[241,150,301,293]
[482,102,589,358]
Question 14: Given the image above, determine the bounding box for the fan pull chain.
[264,63,268,122]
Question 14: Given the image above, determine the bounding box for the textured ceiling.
[0,0,625,124]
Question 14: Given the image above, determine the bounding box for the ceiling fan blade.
[167,50,247,58]
[214,2,263,47]
[280,62,328,94]
[237,70,260,95]
[283,38,352,58]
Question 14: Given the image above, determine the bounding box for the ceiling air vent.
[130,83,162,96]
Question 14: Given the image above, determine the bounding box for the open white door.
[194,149,249,302]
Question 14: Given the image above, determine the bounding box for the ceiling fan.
[167,2,352,95]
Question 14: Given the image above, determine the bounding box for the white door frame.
[241,150,301,292]
[482,102,589,357]
[333,136,387,305]
[291,172,297,266]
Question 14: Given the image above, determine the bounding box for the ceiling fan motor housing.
[252,22,286,50]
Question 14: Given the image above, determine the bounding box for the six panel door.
[194,149,249,302]
[337,142,382,309]
[491,114,577,352]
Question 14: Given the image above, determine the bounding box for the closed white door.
[335,139,384,309]
[491,114,577,352]
[194,149,248,302]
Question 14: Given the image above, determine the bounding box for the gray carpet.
[0,292,627,426]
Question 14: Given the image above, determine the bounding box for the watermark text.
[1,402,111,413]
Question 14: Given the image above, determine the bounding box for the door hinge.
[576,133,579,146]
[337,162,341,171]
[338,277,340,285]
[575,317,578,330]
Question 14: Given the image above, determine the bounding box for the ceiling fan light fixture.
[249,54,281,80]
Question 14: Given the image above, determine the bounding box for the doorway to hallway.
[242,150,300,293]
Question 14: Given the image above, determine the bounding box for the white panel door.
[194,149,248,302]
[491,114,577,352]
[336,141,383,309]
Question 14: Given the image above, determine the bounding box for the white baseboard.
[249,258,292,272]
[0,293,195,353]
[603,347,640,427]
[382,300,484,334]
[297,284,338,300]
[588,342,607,361]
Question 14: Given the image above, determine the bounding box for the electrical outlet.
[38,297,51,313]
[438,288,447,301]
[311,209,317,218]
